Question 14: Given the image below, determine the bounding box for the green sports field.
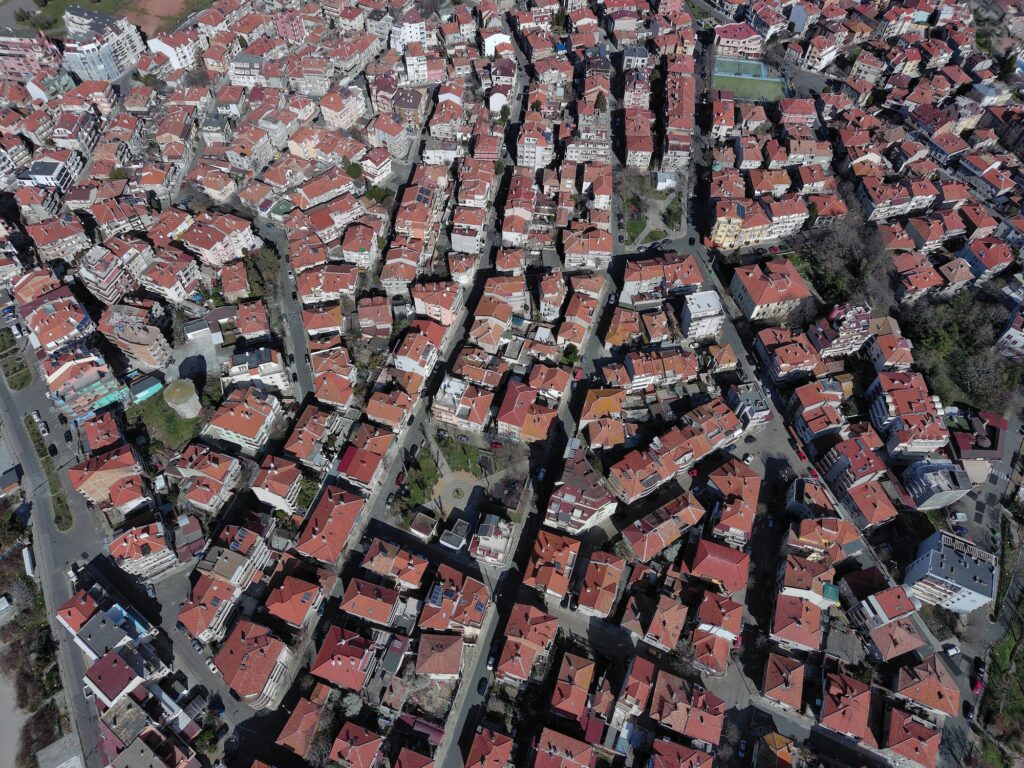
[712,73,786,102]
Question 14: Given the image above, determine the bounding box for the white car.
[742,453,754,465]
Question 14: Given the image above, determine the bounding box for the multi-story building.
[108,522,177,580]
[997,304,1024,361]
[221,348,291,396]
[252,455,303,518]
[78,239,153,306]
[682,291,725,340]
[62,6,145,81]
[201,385,283,456]
[867,372,948,459]
[901,460,972,511]
[214,620,294,710]
[903,531,996,614]
[729,260,815,323]
[545,442,618,534]
[98,302,173,372]
[0,29,62,80]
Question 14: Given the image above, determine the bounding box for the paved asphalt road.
[0,357,106,768]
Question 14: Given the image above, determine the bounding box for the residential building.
[63,7,145,80]
[903,531,996,613]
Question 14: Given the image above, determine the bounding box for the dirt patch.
[124,0,186,36]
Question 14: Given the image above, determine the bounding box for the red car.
[490,442,502,451]
[688,468,699,478]
[397,472,406,485]
[809,467,819,478]
[797,450,807,461]
[973,679,984,696]
[769,245,781,254]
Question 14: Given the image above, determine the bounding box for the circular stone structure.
[434,471,477,516]
[163,378,201,419]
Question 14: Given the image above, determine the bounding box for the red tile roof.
[311,625,374,692]
[215,620,288,701]
[689,538,750,595]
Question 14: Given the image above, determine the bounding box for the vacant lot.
[126,394,199,454]
[27,0,201,36]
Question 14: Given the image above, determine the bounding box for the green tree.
[531,99,542,112]
[109,167,129,180]
[500,105,511,123]
[595,92,607,112]
[344,159,363,179]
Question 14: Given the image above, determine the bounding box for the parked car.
[490,441,502,450]
[953,525,968,536]
[39,422,49,437]
[478,678,489,696]
[487,654,496,671]
[949,511,968,522]
[973,678,984,696]
[944,643,960,657]
[688,236,696,246]
[206,658,219,674]
[397,472,406,485]
[145,583,156,598]
[191,639,203,654]
[386,493,396,506]
[47,444,57,457]
[457,434,470,444]
[975,657,988,679]
[64,430,73,443]
[536,468,546,481]
[742,453,754,465]
[688,468,699,478]
[767,517,775,529]
[31,410,42,423]
[963,701,975,722]
[738,739,747,759]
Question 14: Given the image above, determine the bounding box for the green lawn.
[127,394,199,453]
[2,357,31,391]
[625,219,646,243]
[711,74,786,102]
[643,229,668,244]
[439,438,485,478]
